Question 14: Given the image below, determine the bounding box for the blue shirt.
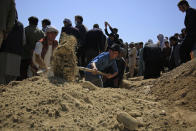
[87,52,118,73]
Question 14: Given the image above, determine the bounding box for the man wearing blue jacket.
[85,44,120,87]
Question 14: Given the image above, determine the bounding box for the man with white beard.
[29,26,58,77]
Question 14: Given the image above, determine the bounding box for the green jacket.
[0,0,16,33]
[22,25,44,59]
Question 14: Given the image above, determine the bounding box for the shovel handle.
[78,66,107,76]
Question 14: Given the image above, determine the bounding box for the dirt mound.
[0,75,185,130]
[151,59,196,111]
[52,33,78,82]
[0,59,196,130]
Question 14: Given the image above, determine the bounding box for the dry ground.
[0,59,196,131]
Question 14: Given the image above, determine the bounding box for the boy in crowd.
[85,44,120,87]
[42,18,51,33]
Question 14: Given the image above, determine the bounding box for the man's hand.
[3,32,8,40]
[91,62,98,75]
[104,22,108,28]
[35,54,47,69]
[47,40,53,45]
[39,62,47,69]
[105,74,113,79]
[92,67,98,75]
[105,72,118,79]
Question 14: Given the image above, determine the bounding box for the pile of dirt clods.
[0,59,196,130]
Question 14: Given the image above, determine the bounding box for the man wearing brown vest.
[29,26,58,77]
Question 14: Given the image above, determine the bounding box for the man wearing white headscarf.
[145,39,154,46]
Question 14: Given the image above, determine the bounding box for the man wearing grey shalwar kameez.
[0,18,25,84]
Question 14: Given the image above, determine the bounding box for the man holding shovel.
[29,26,58,77]
[85,44,120,87]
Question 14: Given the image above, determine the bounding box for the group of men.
[124,0,196,80]
[0,0,125,86]
[0,0,196,88]
[127,0,196,80]
[58,17,125,88]
[0,11,59,84]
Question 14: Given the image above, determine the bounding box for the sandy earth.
[0,59,196,131]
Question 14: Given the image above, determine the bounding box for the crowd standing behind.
[0,0,196,87]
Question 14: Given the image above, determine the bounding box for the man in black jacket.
[59,18,80,43]
[143,44,163,79]
[85,24,106,64]
[177,0,196,63]
[75,15,88,67]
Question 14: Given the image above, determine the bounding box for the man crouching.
[85,44,120,87]
[29,26,58,77]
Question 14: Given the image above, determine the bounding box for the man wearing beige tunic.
[128,43,137,78]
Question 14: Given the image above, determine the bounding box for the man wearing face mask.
[59,18,80,43]
[74,15,88,67]
[177,0,196,63]
[41,19,51,33]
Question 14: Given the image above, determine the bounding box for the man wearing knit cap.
[29,26,58,77]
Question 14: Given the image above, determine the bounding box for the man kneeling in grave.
[29,26,58,76]
[85,44,120,87]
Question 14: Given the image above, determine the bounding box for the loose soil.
[0,59,196,131]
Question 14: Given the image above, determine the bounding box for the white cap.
[46,25,58,35]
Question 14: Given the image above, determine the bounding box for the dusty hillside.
[133,59,196,131]
[151,59,196,112]
[0,59,196,130]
